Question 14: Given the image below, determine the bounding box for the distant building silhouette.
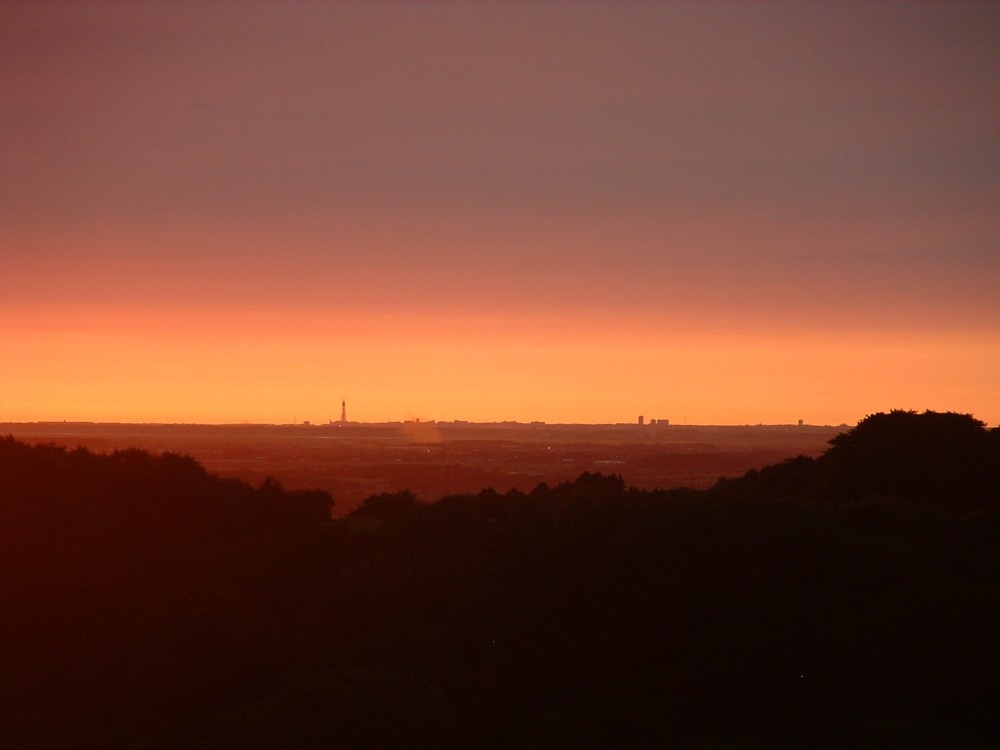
[638,415,644,426]
[340,400,347,425]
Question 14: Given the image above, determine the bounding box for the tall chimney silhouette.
[340,399,347,425]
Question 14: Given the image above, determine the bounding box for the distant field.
[1,421,845,515]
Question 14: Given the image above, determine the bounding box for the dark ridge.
[1,411,998,748]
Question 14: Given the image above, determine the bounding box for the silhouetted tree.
[820,410,998,512]
[349,490,422,520]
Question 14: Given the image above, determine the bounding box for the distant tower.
[638,415,645,426]
[340,400,347,425]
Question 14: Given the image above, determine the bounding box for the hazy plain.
[2,421,843,515]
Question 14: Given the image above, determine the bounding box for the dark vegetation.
[1,410,998,748]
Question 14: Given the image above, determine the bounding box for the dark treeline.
[1,410,998,748]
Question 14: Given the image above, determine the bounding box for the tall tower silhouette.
[340,399,347,425]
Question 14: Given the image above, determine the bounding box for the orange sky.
[2,2,999,426]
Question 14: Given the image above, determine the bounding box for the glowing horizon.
[5,302,997,427]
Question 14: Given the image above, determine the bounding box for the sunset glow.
[3,2,998,426]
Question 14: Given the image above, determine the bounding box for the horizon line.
[1,418,858,429]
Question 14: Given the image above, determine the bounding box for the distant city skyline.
[2,2,998,426]
[6,409,985,431]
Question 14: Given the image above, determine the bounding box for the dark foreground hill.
[1,410,998,748]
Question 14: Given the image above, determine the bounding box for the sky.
[2,1,998,426]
